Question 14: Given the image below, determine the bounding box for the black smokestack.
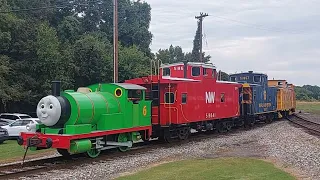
[52,80,61,96]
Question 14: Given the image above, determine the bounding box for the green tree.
[217,71,229,81]
[118,44,151,82]
[0,55,21,111]
[0,0,156,113]
[189,21,211,62]
[73,34,113,87]
[156,45,185,64]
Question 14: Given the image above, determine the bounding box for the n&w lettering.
[205,92,215,104]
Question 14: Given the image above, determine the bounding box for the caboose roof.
[162,76,200,82]
[112,83,147,90]
[216,80,240,84]
[160,62,216,69]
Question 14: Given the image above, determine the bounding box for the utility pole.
[195,12,208,62]
[113,0,119,83]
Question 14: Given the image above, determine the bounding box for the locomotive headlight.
[26,123,36,131]
[26,124,31,131]
[37,95,62,126]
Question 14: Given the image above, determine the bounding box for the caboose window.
[182,93,187,104]
[221,93,225,102]
[203,68,208,76]
[192,67,200,76]
[165,92,175,104]
[163,68,170,76]
[212,69,217,78]
[254,75,261,83]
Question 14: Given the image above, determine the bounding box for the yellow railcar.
[268,80,296,117]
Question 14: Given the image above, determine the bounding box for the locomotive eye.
[41,104,45,109]
[49,104,53,109]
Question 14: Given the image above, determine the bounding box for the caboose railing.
[149,59,162,125]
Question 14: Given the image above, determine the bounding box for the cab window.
[163,68,170,76]
[230,77,236,82]
[165,92,175,104]
[254,76,261,83]
[192,67,200,76]
[128,90,143,101]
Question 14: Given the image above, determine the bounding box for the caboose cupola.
[160,62,217,80]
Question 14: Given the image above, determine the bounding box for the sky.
[145,0,320,86]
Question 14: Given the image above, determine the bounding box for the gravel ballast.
[19,120,320,180]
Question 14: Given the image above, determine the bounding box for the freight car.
[17,61,296,158]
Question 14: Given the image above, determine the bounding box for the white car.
[1,118,41,138]
[0,113,32,125]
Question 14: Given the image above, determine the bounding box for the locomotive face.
[37,95,61,126]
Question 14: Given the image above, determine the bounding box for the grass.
[0,140,54,163]
[296,101,320,114]
[116,158,295,180]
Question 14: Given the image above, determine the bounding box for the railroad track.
[0,142,154,179]
[287,114,320,136]
[0,121,273,179]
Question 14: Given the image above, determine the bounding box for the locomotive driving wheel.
[116,133,131,152]
[86,148,101,158]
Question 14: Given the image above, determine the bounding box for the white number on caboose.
[206,113,216,118]
[205,92,215,104]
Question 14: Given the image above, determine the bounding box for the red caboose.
[125,62,242,142]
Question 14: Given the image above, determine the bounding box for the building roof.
[112,83,147,90]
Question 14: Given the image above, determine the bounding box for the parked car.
[1,118,40,138]
[0,127,8,144]
[0,113,32,125]
[0,120,10,126]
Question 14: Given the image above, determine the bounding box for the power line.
[0,1,103,13]
[208,14,302,34]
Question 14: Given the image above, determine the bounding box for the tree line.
[0,0,221,113]
[2,0,310,115]
[295,85,320,101]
